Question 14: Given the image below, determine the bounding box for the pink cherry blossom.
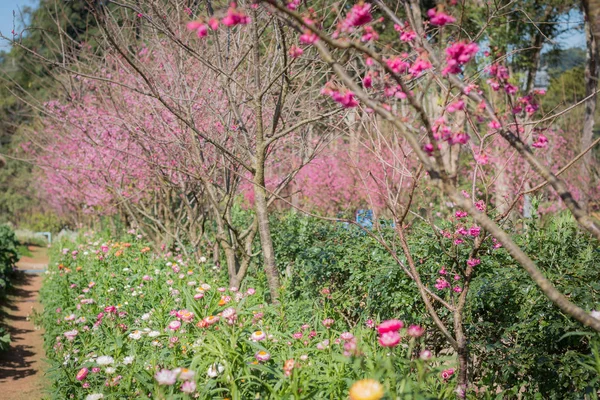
[427,8,456,26]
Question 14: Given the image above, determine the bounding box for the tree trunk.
[582,4,598,212]
[253,154,281,302]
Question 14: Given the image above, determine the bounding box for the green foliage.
[271,211,600,398]
[0,224,19,295]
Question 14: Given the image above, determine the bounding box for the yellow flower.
[349,379,384,400]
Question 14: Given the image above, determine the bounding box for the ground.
[0,246,48,399]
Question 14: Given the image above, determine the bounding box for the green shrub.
[0,225,19,295]
[271,211,600,398]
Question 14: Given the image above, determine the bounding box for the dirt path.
[0,246,48,399]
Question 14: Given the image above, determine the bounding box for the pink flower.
[474,200,486,211]
[194,293,204,300]
[365,319,375,328]
[427,8,456,26]
[394,23,417,42]
[453,286,462,293]
[455,210,467,219]
[377,319,403,334]
[446,100,464,113]
[420,349,432,360]
[532,134,548,149]
[289,45,303,58]
[76,367,89,381]
[505,83,518,95]
[322,318,335,328]
[467,258,481,267]
[441,368,455,380]
[385,55,410,74]
[247,288,256,295]
[340,332,354,341]
[316,339,330,350]
[168,320,181,331]
[475,153,488,165]
[454,274,461,281]
[175,309,194,323]
[407,325,425,337]
[64,329,78,341]
[488,120,501,130]
[361,26,378,42]
[255,350,271,362]
[439,267,447,275]
[469,226,481,237]
[250,330,267,341]
[287,0,301,10]
[180,380,196,393]
[409,57,432,76]
[208,17,219,30]
[340,2,373,32]
[221,4,250,27]
[292,332,303,339]
[379,331,401,347]
[435,278,450,290]
[299,30,318,44]
[443,41,478,75]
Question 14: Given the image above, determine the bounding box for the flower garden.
[41,234,456,399]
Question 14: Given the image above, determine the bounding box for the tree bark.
[582,1,598,212]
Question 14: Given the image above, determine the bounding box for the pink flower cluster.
[377,319,403,347]
[443,41,479,75]
[340,2,373,32]
[427,8,456,26]
[321,83,359,108]
[222,3,250,27]
[532,134,548,149]
[394,22,416,42]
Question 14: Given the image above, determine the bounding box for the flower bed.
[40,234,452,399]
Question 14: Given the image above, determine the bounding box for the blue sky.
[0,0,36,50]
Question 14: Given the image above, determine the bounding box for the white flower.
[187,281,197,286]
[141,313,151,320]
[128,330,142,340]
[199,256,207,263]
[86,394,104,400]
[96,356,114,365]
[591,310,600,320]
[123,356,134,365]
[207,363,224,378]
[155,369,177,385]
[105,367,116,374]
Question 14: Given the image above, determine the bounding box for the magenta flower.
[377,319,403,334]
[467,258,481,267]
[76,367,89,381]
[289,45,303,58]
[379,331,401,347]
[427,8,456,26]
[441,368,455,380]
[442,41,478,75]
[340,3,373,32]
[221,4,250,27]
